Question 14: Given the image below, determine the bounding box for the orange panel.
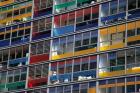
[127,22,136,30]
[118,24,126,32]
[100,28,108,35]
[108,26,116,34]
[88,88,96,93]
[136,20,140,28]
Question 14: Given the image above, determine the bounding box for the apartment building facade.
[0,0,140,93]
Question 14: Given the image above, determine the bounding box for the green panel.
[6,81,25,88]
[0,84,5,89]
[55,1,76,9]
[1,7,7,12]
[77,0,90,3]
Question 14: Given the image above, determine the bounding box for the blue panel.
[73,70,96,77]
[33,7,52,18]
[58,74,71,79]
[50,75,58,81]
[0,28,5,32]
[9,57,28,65]
[32,32,51,40]
[101,12,126,22]
[108,53,116,59]
[76,20,98,31]
[12,25,18,30]
[53,25,74,36]
[128,9,140,19]
[0,39,10,47]
[11,37,29,45]
[25,22,31,26]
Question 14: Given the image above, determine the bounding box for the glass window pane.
[128,0,136,10]
[110,0,118,15]
[101,3,109,17]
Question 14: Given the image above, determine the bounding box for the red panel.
[84,7,91,15]
[76,9,83,17]
[54,15,60,27]
[30,54,49,64]
[90,55,97,60]
[28,77,48,88]
[74,58,81,63]
[92,5,99,13]
[69,11,75,20]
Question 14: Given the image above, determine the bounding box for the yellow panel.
[126,82,135,85]
[127,22,136,30]
[74,48,96,56]
[100,28,108,35]
[136,20,140,28]
[0,13,31,23]
[99,70,125,78]
[127,35,140,42]
[88,88,96,93]
[99,84,116,88]
[99,46,110,51]
[126,67,140,74]
[0,0,13,6]
[116,83,125,87]
[135,81,140,85]
[13,13,32,20]
[108,26,116,34]
[0,26,31,35]
[110,42,125,50]
[51,52,73,60]
[0,4,32,14]
[118,24,126,32]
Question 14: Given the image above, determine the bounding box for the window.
[76,9,83,23]
[72,84,79,93]
[58,61,65,74]
[60,37,66,54]
[37,42,44,54]
[20,8,25,14]
[74,58,81,72]
[10,48,15,60]
[61,14,68,26]
[90,55,97,69]
[75,34,82,47]
[117,51,125,66]
[137,28,140,35]
[27,6,32,13]
[92,6,99,19]
[136,48,140,63]
[66,36,74,53]
[65,59,72,73]
[16,47,22,58]
[3,50,8,61]
[81,57,89,71]
[31,40,50,55]
[75,30,97,52]
[138,0,140,8]
[126,49,135,64]
[7,12,12,17]
[68,12,75,25]
[101,3,109,17]
[119,0,126,13]
[110,0,118,15]
[127,29,135,37]
[128,0,136,10]
[84,7,91,21]
[83,32,90,45]
[14,10,19,16]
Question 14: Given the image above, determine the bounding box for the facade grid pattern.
[0,0,140,93]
